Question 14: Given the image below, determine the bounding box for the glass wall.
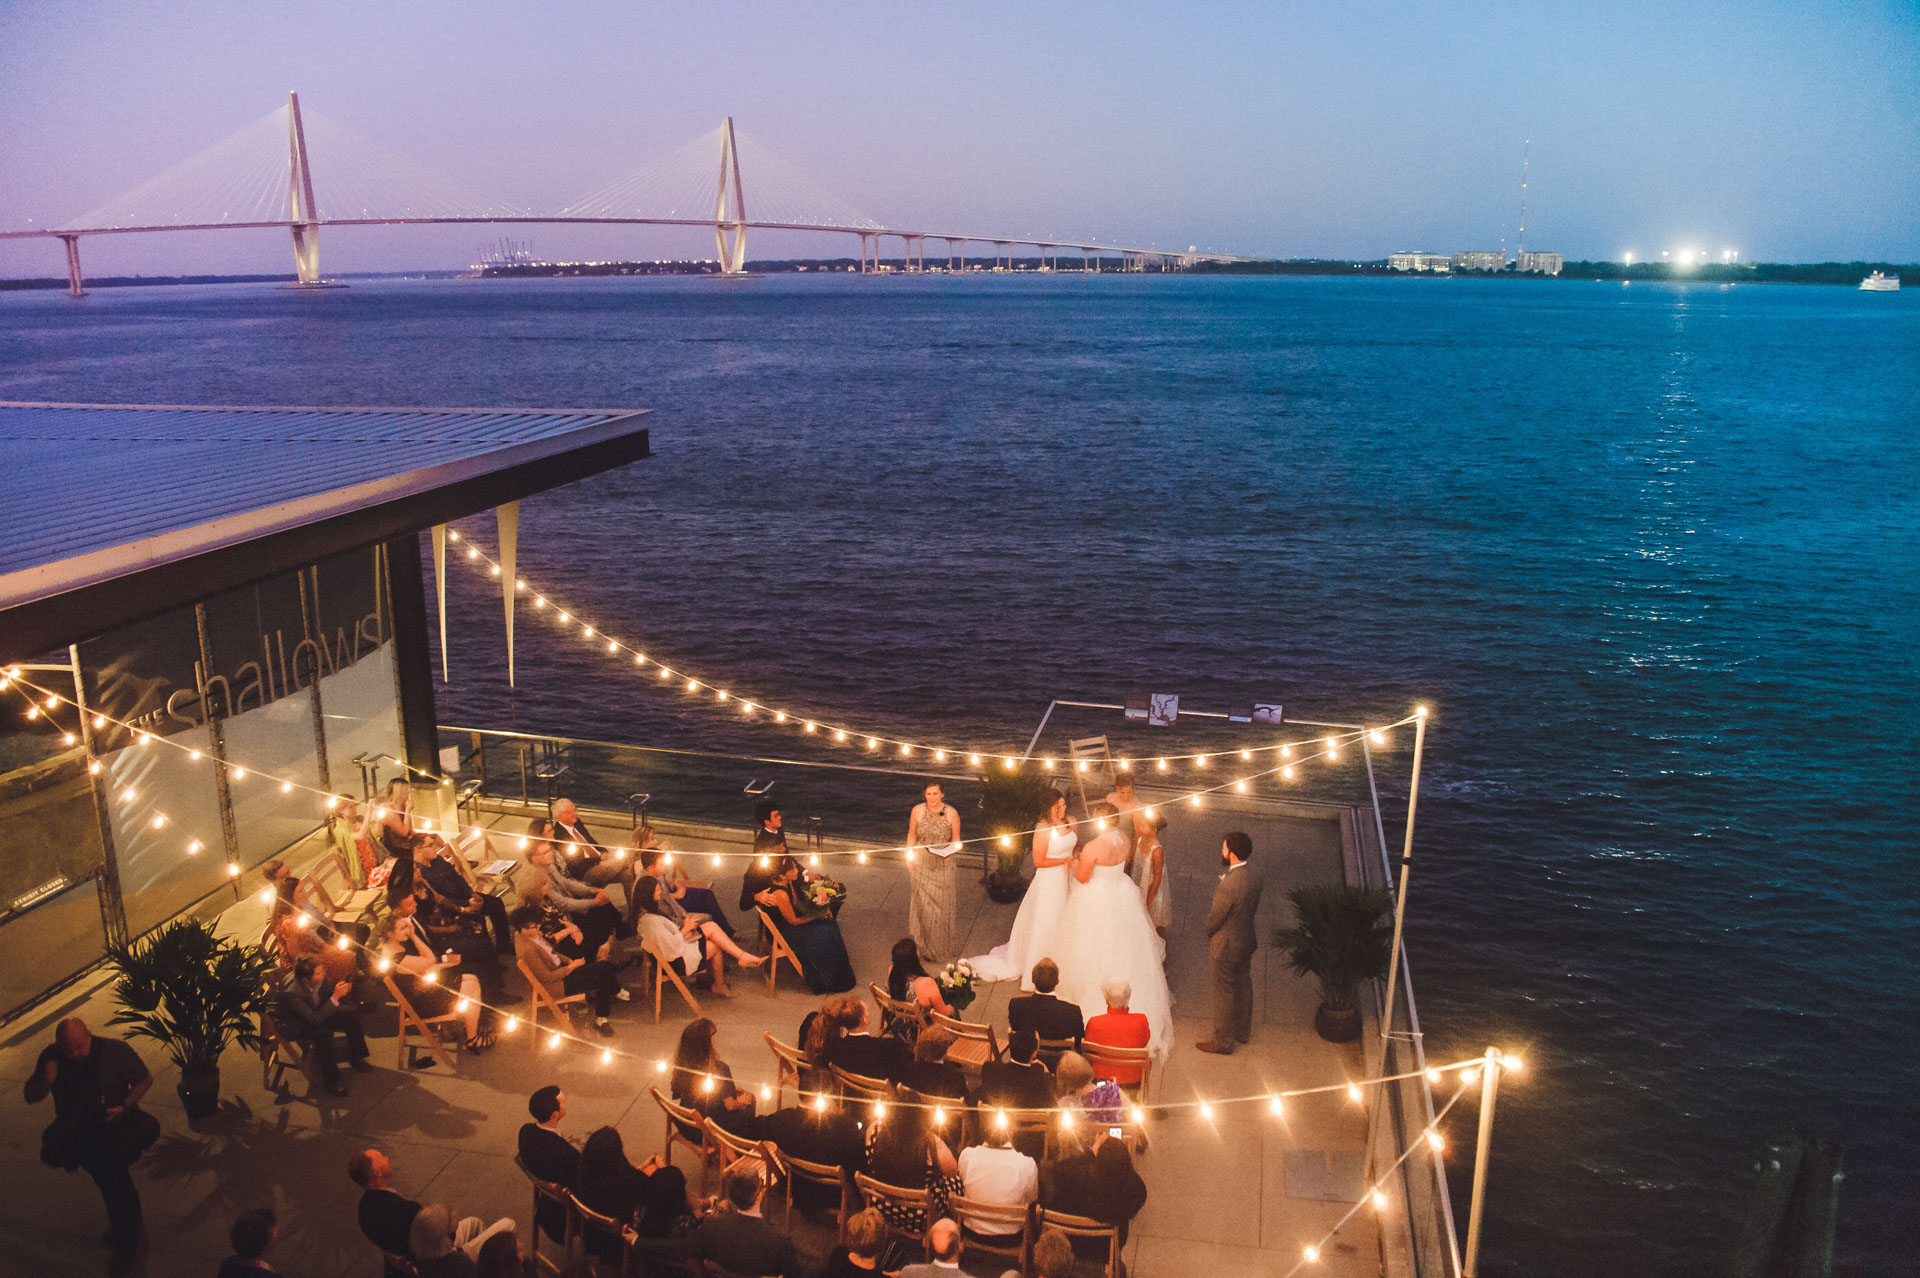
[0,539,418,1021]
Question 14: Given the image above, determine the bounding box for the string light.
[187,839,202,854]
[1347,1083,1363,1104]
[1269,1095,1285,1117]
[602,1048,614,1065]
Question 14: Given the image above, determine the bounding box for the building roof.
[0,402,650,661]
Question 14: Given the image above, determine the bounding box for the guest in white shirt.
[893,1217,964,1278]
[955,1127,1038,1243]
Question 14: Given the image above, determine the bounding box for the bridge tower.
[713,117,748,275]
[287,91,322,285]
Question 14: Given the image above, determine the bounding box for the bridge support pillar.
[713,116,748,274]
[286,91,323,285]
[58,234,85,297]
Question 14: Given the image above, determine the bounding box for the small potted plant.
[1271,882,1394,1044]
[938,960,978,1015]
[104,918,278,1119]
[978,769,1059,904]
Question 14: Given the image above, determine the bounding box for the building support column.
[70,646,127,946]
[384,534,443,781]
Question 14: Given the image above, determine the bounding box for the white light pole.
[1462,1047,1521,1277]
[1379,705,1428,1040]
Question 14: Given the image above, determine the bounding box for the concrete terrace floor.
[0,793,1388,1278]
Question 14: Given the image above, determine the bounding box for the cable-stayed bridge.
[3,93,1262,295]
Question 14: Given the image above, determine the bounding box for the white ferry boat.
[1859,271,1900,291]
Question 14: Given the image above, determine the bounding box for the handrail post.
[1463,1047,1504,1277]
[1379,706,1427,1040]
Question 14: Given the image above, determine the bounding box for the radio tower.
[1517,139,1530,260]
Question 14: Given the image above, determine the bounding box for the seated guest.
[756,856,856,994]
[976,1029,1056,1113]
[887,937,954,1024]
[218,1207,281,1278]
[365,779,425,862]
[1027,1227,1076,1278]
[414,836,512,954]
[410,1203,479,1278]
[955,1124,1038,1246]
[639,844,734,936]
[280,957,371,1096]
[826,999,910,1082]
[266,870,356,986]
[894,1218,964,1278]
[756,1102,867,1210]
[822,1207,890,1278]
[1007,959,1084,1052]
[670,1017,758,1133]
[551,797,638,903]
[516,1086,578,1245]
[904,1025,969,1102]
[689,1163,801,1278]
[1042,1132,1148,1256]
[741,800,789,910]
[574,1126,693,1262]
[1055,1050,1125,1127]
[412,881,506,1002]
[799,994,853,1091]
[634,865,765,998]
[1082,977,1152,1086]
[863,1107,960,1235]
[512,906,626,1036]
[352,1148,512,1269]
[376,898,487,1049]
[524,827,625,959]
[474,1233,533,1278]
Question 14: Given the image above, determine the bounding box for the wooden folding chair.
[1081,1040,1156,1107]
[650,1085,718,1196]
[303,853,381,927]
[703,1120,783,1223]
[764,1033,816,1111]
[930,1010,1001,1078]
[1039,1207,1124,1278]
[639,933,702,1023]
[378,1250,420,1278]
[854,1172,934,1258]
[513,1153,573,1274]
[567,1192,633,1277]
[756,908,804,993]
[259,1011,316,1093]
[1067,734,1115,811]
[450,824,514,897]
[1034,1035,1077,1071]
[869,981,926,1041]
[761,1145,854,1239]
[381,973,461,1071]
[829,1064,895,1106]
[518,959,587,1043]
[948,1195,1034,1272]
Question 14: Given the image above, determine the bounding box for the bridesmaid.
[905,781,961,963]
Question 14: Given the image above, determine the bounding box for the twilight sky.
[2,0,1916,277]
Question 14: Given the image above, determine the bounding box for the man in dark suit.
[1197,831,1265,1055]
[552,798,637,902]
[976,1029,1055,1112]
[825,1002,910,1083]
[740,800,787,911]
[1007,959,1084,1050]
[281,958,370,1096]
[516,1086,577,1244]
[689,1163,801,1277]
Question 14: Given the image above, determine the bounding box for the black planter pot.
[177,1060,221,1119]
[1314,1004,1362,1044]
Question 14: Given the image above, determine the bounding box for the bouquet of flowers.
[938,959,978,1012]
[803,876,846,911]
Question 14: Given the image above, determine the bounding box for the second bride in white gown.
[971,792,1078,987]
[1054,802,1173,1055]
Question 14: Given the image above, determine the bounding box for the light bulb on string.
[711,855,723,869]
[1198,1102,1214,1120]
[806,722,817,733]
[1369,729,1385,745]
[654,1060,668,1074]
[935,750,947,762]
[490,565,501,577]
[187,839,203,854]
[969,754,981,765]
[601,1049,613,1065]
[1156,758,1168,771]
[1269,1096,1284,1117]
[548,1033,563,1051]
[1003,758,1015,770]
[834,730,846,742]
[866,737,878,750]
[813,1094,828,1113]
[535,597,546,609]
[607,641,617,653]
[225,862,240,877]
[448,530,460,542]
[280,781,293,793]
[1462,1067,1481,1084]
[503,1016,517,1032]
[775,712,786,723]
[635,654,645,665]
[1372,1190,1388,1211]
[558,611,570,623]
[1281,745,1293,759]
[1283,766,1296,781]
[189,749,202,761]
[466,547,478,560]
[1042,757,1054,770]
[45,695,59,709]
[89,760,101,775]
[583,626,594,638]
[92,714,105,729]
[1347,1083,1363,1104]
[1427,1131,1445,1151]
[1304,1245,1320,1263]
[857,852,868,864]
[63,732,76,745]
[1196,755,1208,768]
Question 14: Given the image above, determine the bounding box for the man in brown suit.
[1196,831,1263,1055]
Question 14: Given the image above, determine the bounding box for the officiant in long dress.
[906,781,961,963]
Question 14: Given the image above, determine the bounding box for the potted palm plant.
[104,917,277,1119]
[1271,882,1394,1043]
[977,769,1061,903]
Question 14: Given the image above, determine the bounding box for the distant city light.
[1622,252,1633,265]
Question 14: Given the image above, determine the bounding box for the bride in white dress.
[1054,802,1174,1055]
[971,792,1078,987]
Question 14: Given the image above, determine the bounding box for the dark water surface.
[3,275,1916,1275]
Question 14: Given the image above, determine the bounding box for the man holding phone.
[281,957,371,1096]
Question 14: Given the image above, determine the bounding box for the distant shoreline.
[0,258,1910,291]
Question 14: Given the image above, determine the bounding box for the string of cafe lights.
[1,669,1417,869]
[441,525,1422,773]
